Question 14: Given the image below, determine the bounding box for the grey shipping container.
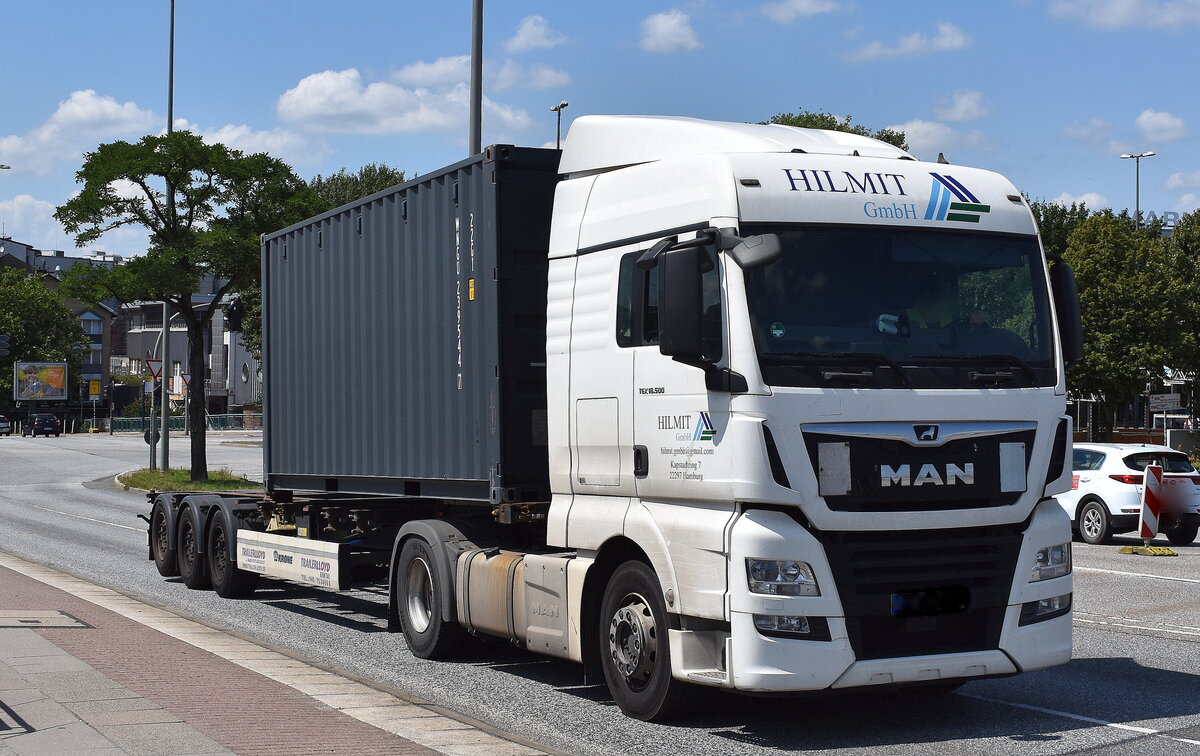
[261,145,559,504]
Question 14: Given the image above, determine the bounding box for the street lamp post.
[1120,151,1156,230]
[550,101,569,150]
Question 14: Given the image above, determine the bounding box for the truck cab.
[545,116,1078,716]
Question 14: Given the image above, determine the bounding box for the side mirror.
[728,233,783,270]
[658,246,705,360]
[1049,258,1084,368]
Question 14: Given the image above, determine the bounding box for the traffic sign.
[1148,393,1181,411]
[180,373,191,387]
[145,359,163,379]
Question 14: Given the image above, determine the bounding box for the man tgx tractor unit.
[145,116,1083,720]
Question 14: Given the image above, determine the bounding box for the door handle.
[633,445,649,478]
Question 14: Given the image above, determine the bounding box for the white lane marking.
[1076,566,1200,585]
[1075,617,1200,639]
[960,692,1200,746]
[0,551,544,755]
[26,503,144,532]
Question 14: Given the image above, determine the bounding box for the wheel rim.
[180,520,195,573]
[608,593,657,687]
[404,556,434,634]
[1083,507,1103,540]
[212,524,228,578]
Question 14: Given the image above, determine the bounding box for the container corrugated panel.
[262,146,559,503]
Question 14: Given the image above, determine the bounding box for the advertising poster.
[14,362,69,401]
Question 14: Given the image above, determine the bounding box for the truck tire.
[150,500,179,577]
[598,560,694,721]
[1078,500,1113,545]
[1165,521,1198,546]
[207,514,259,598]
[396,538,465,658]
[177,506,211,589]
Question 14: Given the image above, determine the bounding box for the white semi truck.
[145,116,1083,721]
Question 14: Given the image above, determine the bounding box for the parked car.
[22,413,62,438]
[0,415,11,436]
[1058,442,1200,546]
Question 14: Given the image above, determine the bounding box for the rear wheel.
[396,538,464,658]
[599,560,694,721]
[177,506,210,589]
[207,514,259,598]
[1165,521,1198,546]
[150,501,179,577]
[1078,500,1113,545]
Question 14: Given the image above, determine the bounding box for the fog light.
[753,614,811,634]
[1031,543,1071,582]
[746,559,819,596]
[1019,593,1072,625]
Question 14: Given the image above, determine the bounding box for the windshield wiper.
[911,353,1036,384]
[764,351,913,388]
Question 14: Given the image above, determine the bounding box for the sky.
[2,0,1198,257]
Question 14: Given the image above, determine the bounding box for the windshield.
[742,225,1056,389]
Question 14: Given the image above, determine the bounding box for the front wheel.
[598,560,694,721]
[1078,500,1113,545]
[396,538,465,658]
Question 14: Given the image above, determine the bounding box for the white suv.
[1057,443,1200,546]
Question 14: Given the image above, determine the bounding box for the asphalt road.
[2,433,1199,754]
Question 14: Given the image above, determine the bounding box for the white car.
[1057,442,1200,546]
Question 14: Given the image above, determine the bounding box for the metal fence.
[110,414,262,432]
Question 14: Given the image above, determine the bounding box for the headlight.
[746,559,819,596]
[1030,543,1071,582]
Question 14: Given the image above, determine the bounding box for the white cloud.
[1061,117,1133,154]
[1049,0,1200,29]
[492,61,571,91]
[1136,109,1188,142]
[393,56,471,88]
[504,16,568,53]
[277,69,535,135]
[1175,193,1200,213]
[935,91,989,122]
[168,118,323,167]
[761,0,838,24]
[640,9,702,53]
[1167,170,1200,189]
[1051,191,1111,209]
[0,90,158,174]
[886,119,990,161]
[0,193,150,255]
[847,22,969,61]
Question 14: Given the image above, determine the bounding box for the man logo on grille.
[914,424,939,442]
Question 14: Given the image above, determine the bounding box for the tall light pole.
[1120,151,1156,230]
[550,101,569,150]
[159,0,176,471]
[468,0,483,155]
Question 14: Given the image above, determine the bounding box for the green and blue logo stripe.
[924,173,991,223]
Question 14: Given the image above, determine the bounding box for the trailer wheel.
[207,514,259,598]
[177,506,210,589]
[150,500,179,577]
[599,560,694,721]
[396,538,464,658]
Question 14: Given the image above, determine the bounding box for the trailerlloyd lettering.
[783,169,909,196]
[880,463,975,487]
[300,557,330,572]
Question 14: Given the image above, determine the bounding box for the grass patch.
[119,467,261,492]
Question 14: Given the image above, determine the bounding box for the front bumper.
[721,503,1073,692]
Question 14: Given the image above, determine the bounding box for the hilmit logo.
[925,173,991,223]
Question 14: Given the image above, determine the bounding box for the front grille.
[817,522,1025,660]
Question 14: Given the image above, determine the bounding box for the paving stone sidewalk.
[0,559,543,756]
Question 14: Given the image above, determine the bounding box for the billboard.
[14,362,69,401]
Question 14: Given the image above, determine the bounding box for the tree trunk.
[187,322,208,482]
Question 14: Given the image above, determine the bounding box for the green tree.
[0,268,87,412]
[55,131,321,480]
[1027,198,1092,259]
[1064,213,1184,438]
[235,162,407,357]
[765,110,908,150]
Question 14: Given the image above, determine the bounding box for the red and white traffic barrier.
[1140,464,1164,543]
